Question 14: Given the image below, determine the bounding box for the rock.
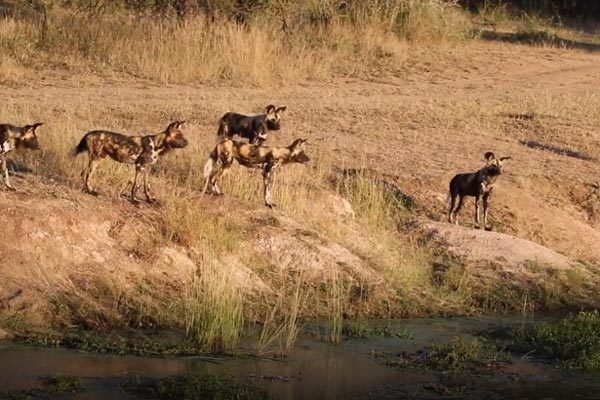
[327,194,355,219]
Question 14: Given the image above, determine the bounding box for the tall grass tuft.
[257,273,308,356]
[184,263,245,353]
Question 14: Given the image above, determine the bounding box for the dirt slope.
[1,39,600,326]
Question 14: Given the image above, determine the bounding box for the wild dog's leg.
[448,194,457,223]
[131,164,144,203]
[483,189,493,231]
[1,158,15,191]
[452,196,465,226]
[263,163,277,208]
[208,162,224,195]
[83,157,101,195]
[143,167,156,202]
[474,194,481,229]
[211,154,233,195]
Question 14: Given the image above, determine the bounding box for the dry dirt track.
[3,39,600,262]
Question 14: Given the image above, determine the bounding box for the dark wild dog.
[216,104,287,145]
[0,122,44,190]
[202,138,309,208]
[73,121,188,203]
[447,152,511,230]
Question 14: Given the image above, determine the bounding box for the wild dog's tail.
[71,134,89,157]
[446,191,452,212]
[200,147,218,198]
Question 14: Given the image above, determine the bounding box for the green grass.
[17,332,205,356]
[376,338,510,373]
[41,376,83,394]
[0,376,83,399]
[513,311,600,370]
[122,374,268,400]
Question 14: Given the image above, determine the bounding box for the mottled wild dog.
[0,122,44,190]
[447,152,511,230]
[202,138,309,208]
[216,104,287,145]
[73,121,188,203]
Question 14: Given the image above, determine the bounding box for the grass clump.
[342,322,413,340]
[183,263,245,353]
[513,311,600,370]
[121,374,268,400]
[377,338,509,373]
[17,332,203,356]
[41,376,83,394]
[256,274,308,356]
[0,376,83,399]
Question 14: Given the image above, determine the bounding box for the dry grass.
[0,1,470,86]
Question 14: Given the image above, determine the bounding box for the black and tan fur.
[0,122,44,191]
[202,138,309,208]
[447,152,511,230]
[216,104,287,145]
[73,121,188,203]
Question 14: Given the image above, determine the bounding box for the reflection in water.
[1,317,600,400]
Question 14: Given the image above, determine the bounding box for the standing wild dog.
[216,104,287,145]
[0,122,44,191]
[73,121,188,203]
[447,152,511,230]
[202,138,309,208]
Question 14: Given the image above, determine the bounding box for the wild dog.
[447,152,511,230]
[216,104,287,145]
[73,121,188,203]
[0,122,44,191]
[202,138,309,208]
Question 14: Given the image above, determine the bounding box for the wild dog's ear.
[289,138,304,150]
[166,121,181,132]
[31,122,44,133]
[484,152,496,162]
[265,105,276,114]
[499,156,511,162]
[276,106,287,114]
[176,120,185,129]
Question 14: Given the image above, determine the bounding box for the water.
[1,317,600,399]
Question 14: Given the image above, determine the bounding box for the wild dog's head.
[16,123,44,150]
[264,105,287,131]
[163,121,188,150]
[288,138,310,164]
[484,152,511,175]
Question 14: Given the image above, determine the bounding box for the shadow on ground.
[477,29,600,52]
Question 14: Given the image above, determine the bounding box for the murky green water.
[2,317,600,399]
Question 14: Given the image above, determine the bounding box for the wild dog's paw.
[485,226,493,231]
[84,188,99,196]
[5,186,16,192]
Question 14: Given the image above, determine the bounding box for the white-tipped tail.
[200,153,216,198]
[203,156,215,180]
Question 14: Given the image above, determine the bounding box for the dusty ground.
[1,37,600,326]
